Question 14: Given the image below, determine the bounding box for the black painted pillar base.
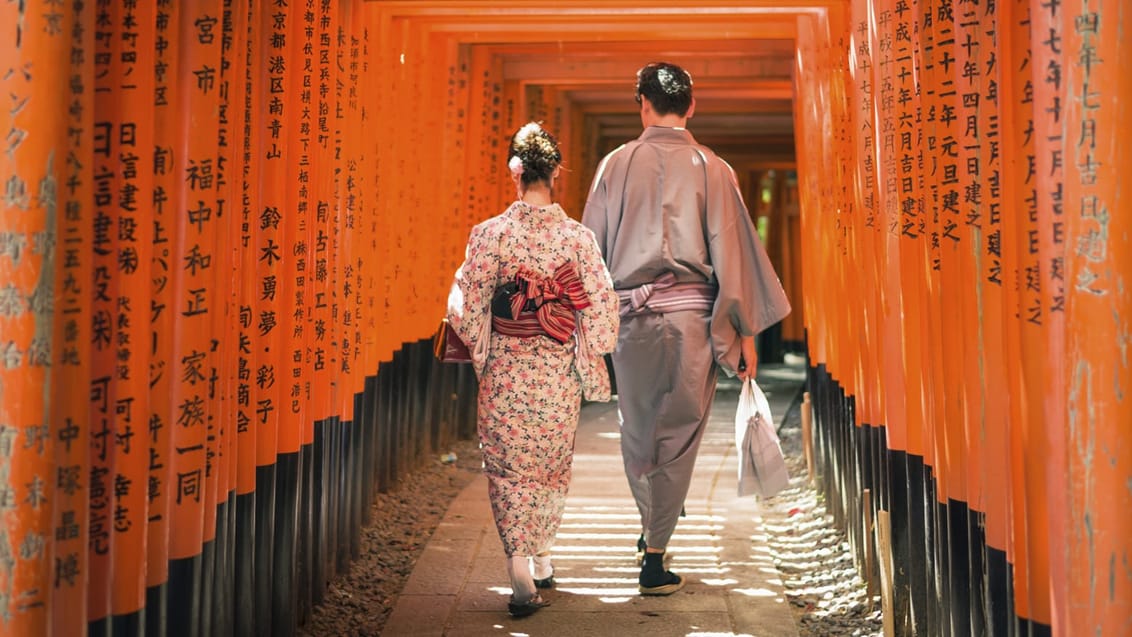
[167,554,202,637]
[986,545,1010,637]
[234,491,256,637]
[200,539,215,637]
[273,451,301,637]
[254,464,276,637]
[146,582,168,637]
[111,611,143,637]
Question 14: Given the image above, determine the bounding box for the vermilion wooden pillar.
[1024,0,1064,631]
[147,2,184,635]
[107,1,157,631]
[999,2,1035,634]
[1060,1,1131,633]
[52,2,95,635]
[0,4,86,635]
[167,4,224,637]
[234,3,262,635]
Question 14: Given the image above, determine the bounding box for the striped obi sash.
[617,271,715,317]
[492,262,591,343]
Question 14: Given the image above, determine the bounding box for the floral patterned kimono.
[447,201,619,558]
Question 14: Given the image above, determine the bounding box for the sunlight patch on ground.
[558,522,724,532]
[549,544,723,555]
[698,578,740,586]
[729,586,781,598]
[554,531,723,541]
[557,586,641,597]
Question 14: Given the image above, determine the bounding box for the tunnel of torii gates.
[0,0,1128,636]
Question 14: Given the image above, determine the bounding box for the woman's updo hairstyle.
[507,122,562,187]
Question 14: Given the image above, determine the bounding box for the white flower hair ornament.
[508,155,524,176]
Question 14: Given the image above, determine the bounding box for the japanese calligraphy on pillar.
[220,0,250,503]
[896,0,934,465]
[1005,7,1035,329]
[204,0,241,541]
[852,5,877,229]
[931,1,961,259]
[1031,0,1065,321]
[316,0,338,409]
[1062,5,1131,633]
[954,0,986,235]
[236,0,259,496]
[88,0,123,619]
[875,4,899,236]
[346,17,366,390]
[1,2,74,632]
[290,1,315,425]
[1066,3,1109,298]
[357,16,377,388]
[335,12,357,401]
[273,0,304,456]
[169,1,223,561]
[108,0,157,619]
[51,1,94,633]
[253,0,289,467]
[346,9,369,386]
[979,4,1003,287]
[147,0,181,594]
[896,0,923,242]
[90,0,161,621]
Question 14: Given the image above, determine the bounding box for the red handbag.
[433,318,471,363]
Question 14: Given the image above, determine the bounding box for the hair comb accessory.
[508,155,524,176]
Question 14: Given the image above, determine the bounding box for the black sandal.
[534,573,555,589]
[507,594,550,617]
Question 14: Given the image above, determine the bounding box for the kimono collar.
[508,200,567,223]
[638,126,697,145]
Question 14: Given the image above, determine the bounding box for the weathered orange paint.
[1061,1,1131,632]
[1,3,77,634]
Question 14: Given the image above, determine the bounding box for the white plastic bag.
[735,379,790,498]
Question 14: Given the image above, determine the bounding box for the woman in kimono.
[446,122,619,618]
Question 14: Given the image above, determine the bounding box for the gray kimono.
[582,126,790,549]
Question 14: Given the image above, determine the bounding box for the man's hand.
[737,336,758,381]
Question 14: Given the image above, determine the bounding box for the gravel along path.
[763,397,885,637]
[299,437,483,637]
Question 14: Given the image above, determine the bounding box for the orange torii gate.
[1,2,1128,636]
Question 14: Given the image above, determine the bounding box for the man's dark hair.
[635,62,694,117]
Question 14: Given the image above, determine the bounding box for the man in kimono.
[582,61,791,595]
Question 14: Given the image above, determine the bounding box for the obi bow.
[620,271,678,316]
[505,262,591,343]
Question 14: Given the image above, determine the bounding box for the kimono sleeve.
[575,227,619,356]
[705,160,791,374]
[581,163,611,257]
[446,223,499,372]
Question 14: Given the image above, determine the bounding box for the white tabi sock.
[532,554,553,580]
[505,556,536,602]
